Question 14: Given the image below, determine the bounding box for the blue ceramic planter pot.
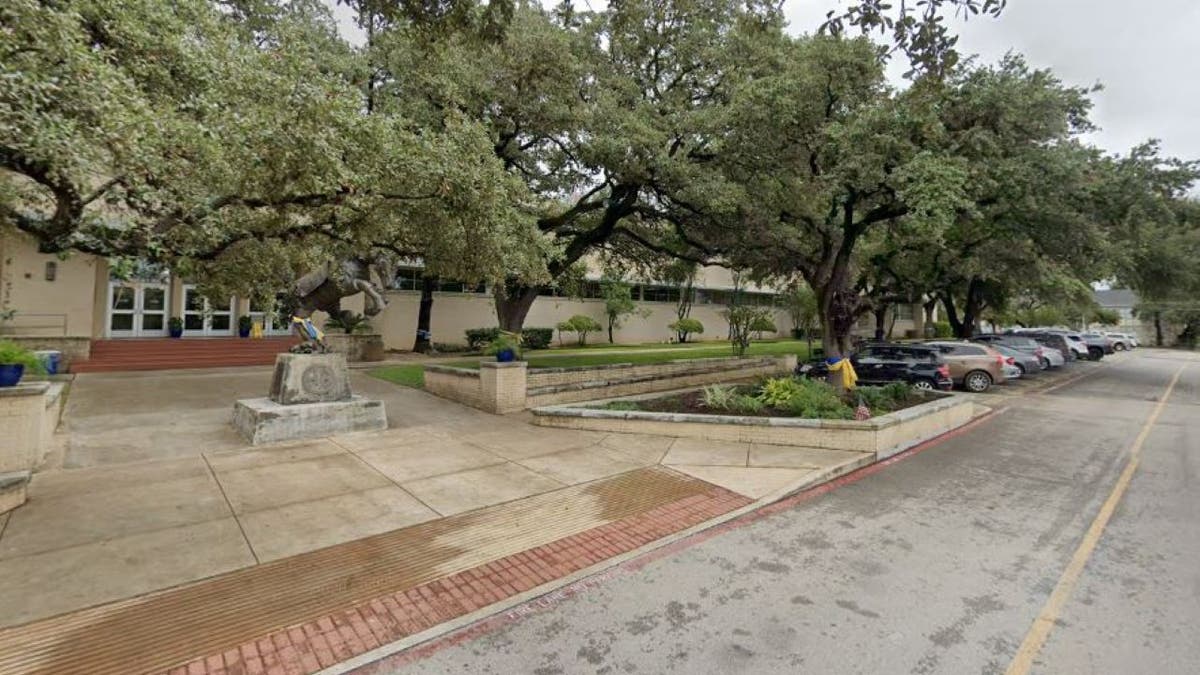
[0,364,25,387]
[169,327,184,338]
[496,348,516,363]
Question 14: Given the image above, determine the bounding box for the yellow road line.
[1004,364,1187,675]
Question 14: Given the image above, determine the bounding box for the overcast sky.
[330,0,1200,163]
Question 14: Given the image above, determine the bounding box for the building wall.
[0,233,103,337]
[369,290,796,350]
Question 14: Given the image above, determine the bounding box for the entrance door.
[107,282,169,337]
[182,286,234,336]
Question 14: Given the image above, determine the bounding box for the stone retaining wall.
[531,393,977,458]
[425,355,796,414]
[526,356,793,408]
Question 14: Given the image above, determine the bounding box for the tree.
[556,315,602,346]
[783,283,820,354]
[2,0,545,308]
[723,306,770,356]
[749,315,777,340]
[668,318,704,343]
[600,279,641,343]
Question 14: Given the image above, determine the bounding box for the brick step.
[72,359,281,373]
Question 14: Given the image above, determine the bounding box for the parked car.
[989,343,1042,376]
[796,343,954,391]
[1002,362,1023,381]
[925,341,1008,393]
[1102,332,1135,351]
[1054,331,1091,360]
[972,334,1060,369]
[1008,329,1077,363]
[1079,332,1115,359]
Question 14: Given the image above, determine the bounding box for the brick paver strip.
[0,467,749,675]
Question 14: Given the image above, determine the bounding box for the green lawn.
[368,339,812,388]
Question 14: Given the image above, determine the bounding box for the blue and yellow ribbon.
[826,356,858,389]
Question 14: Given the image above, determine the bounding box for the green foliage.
[556,315,603,346]
[701,384,739,411]
[465,328,501,351]
[432,342,470,353]
[369,364,424,388]
[520,328,554,350]
[932,321,953,338]
[325,312,372,334]
[168,317,184,331]
[0,340,45,373]
[750,376,853,419]
[757,377,806,408]
[783,285,819,337]
[722,306,772,356]
[854,382,916,412]
[484,331,522,358]
[1091,308,1121,326]
[668,318,705,343]
[749,316,778,335]
[601,279,641,343]
[598,400,642,412]
[238,315,253,331]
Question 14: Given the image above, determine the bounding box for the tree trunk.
[923,298,937,337]
[494,281,539,333]
[411,276,436,353]
[941,292,963,337]
[873,305,887,341]
[607,317,615,344]
[958,277,985,339]
[1154,311,1164,347]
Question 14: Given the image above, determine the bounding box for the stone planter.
[532,391,979,459]
[323,333,385,362]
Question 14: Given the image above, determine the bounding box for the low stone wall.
[0,381,66,514]
[526,356,795,408]
[531,393,977,458]
[324,333,385,362]
[425,355,797,414]
[3,336,91,372]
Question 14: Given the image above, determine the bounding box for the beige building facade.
[2,232,923,350]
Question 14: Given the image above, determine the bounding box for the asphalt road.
[378,349,1200,675]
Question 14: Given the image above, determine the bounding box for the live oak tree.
[2,0,542,307]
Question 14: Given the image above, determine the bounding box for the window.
[393,268,486,293]
[392,268,422,291]
[641,285,681,303]
[955,345,987,356]
[895,304,914,320]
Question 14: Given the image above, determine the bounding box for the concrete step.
[0,471,31,515]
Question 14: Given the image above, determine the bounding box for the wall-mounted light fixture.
[45,261,57,281]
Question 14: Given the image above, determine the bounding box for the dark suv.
[797,343,953,391]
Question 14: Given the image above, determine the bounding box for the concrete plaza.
[0,366,868,629]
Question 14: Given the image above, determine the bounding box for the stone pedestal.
[234,353,386,444]
[324,333,385,362]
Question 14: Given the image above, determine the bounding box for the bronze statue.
[289,255,394,353]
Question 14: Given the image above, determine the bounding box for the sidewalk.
[0,368,878,675]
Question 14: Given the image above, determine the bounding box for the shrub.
[669,317,705,343]
[722,306,772,355]
[749,315,777,337]
[556,315,603,346]
[432,342,470,353]
[931,321,953,338]
[770,378,853,419]
[0,340,45,373]
[853,381,914,413]
[730,394,765,414]
[325,312,372,334]
[701,384,738,410]
[520,327,554,350]
[484,332,522,359]
[465,327,501,351]
[757,377,805,408]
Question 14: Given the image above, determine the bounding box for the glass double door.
[108,282,169,337]
[183,285,233,336]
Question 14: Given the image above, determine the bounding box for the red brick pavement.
[159,486,751,675]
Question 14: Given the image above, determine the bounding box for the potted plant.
[486,331,522,363]
[168,316,184,338]
[0,340,46,387]
[238,315,253,338]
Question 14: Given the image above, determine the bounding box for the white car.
[1106,332,1137,350]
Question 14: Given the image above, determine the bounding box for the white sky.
[329,0,1200,163]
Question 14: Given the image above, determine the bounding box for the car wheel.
[964,370,992,393]
[1114,343,1126,352]
[1088,346,1104,361]
[912,379,935,392]
[1016,363,1027,375]
[1040,357,1051,370]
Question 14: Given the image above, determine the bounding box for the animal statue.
[289,254,394,353]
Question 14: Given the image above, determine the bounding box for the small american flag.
[854,399,872,421]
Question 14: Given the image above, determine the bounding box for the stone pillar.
[479,361,528,414]
[780,354,799,372]
[0,382,48,474]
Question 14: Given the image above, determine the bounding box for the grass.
[447,340,811,370]
[369,364,425,388]
[367,339,812,387]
